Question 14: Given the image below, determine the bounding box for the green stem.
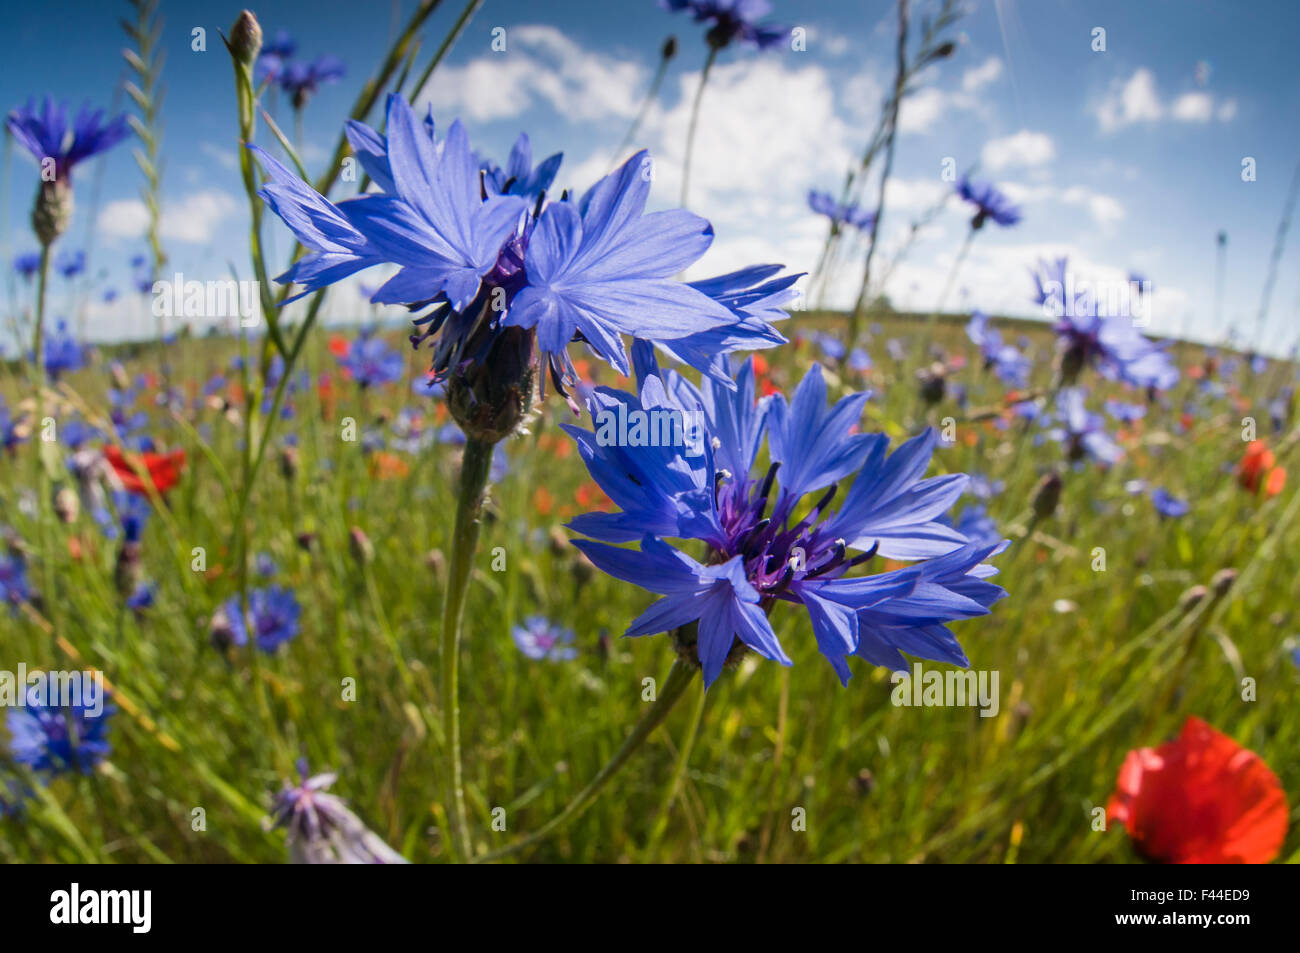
[640,672,707,860]
[32,244,53,618]
[680,47,717,210]
[474,658,700,863]
[440,437,495,861]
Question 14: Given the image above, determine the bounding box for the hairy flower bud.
[348,526,374,566]
[445,324,536,443]
[229,10,263,66]
[1031,470,1062,522]
[53,487,79,524]
[32,180,72,246]
[1210,568,1237,598]
[662,35,678,60]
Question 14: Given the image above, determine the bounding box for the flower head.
[1050,388,1123,465]
[6,687,115,776]
[1151,487,1189,518]
[13,251,41,281]
[808,189,875,231]
[955,176,1021,229]
[662,0,792,50]
[223,585,301,653]
[0,551,32,613]
[105,445,186,496]
[479,133,562,206]
[41,319,85,380]
[5,97,129,183]
[278,56,346,109]
[252,94,794,430]
[338,329,404,388]
[512,616,578,661]
[1108,717,1287,864]
[567,345,1006,686]
[1237,440,1285,497]
[267,761,409,864]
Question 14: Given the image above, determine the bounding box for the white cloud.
[98,190,239,245]
[417,24,644,124]
[962,56,1003,94]
[1060,186,1126,228]
[982,130,1056,171]
[897,86,947,134]
[1170,91,1213,122]
[1095,68,1237,131]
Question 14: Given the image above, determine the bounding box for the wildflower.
[222,585,302,653]
[337,329,404,388]
[1238,440,1286,497]
[255,29,295,82]
[1050,388,1123,465]
[54,248,85,278]
[1108,717,1287,864]
[567,344,1006,686]
[126,583,155,613]
[6,687,116,776]
[6,97,129,244]
[278,56,346,110]
[1031,256,1178,390]
[1104,399,1147,423]
[955,176,1021,229]
[267,762,409,864]
[13,251,41,280]
[40,319,85,380]
[966,311,1030,387]
[479,133,562,206]
[1151,487,1189,518]
[0,552,32,613]
[104,445,186,496]
[251,94,792,436]
[808,190,875,231]
[661,0,792,50]
[512,616,578,662]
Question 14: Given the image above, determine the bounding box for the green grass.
[1,310,1296,863]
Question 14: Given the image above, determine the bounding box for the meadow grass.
[0,309,1295,863]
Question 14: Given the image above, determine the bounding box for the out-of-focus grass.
[0,310,1296,863]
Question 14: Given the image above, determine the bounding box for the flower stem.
[32,244,53,616]
[473,658,700,863]
[640,672,707,860]
[440,436,495,861]
[680,46,717,210]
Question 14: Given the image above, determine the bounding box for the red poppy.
[105,446,186,496]
[327,335,350,358]
[1107,716,1287,864]
[1238,440,1286,497]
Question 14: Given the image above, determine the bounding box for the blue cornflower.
[1051,388,1123,465]
[223,586,302,653]
[255,553,278,578]
[941,504,1002,550]
[1031,256,1178,390]
[479,133,562,206]
[966,310,1030,387]
[567,343,1006,686]
[955,176,1021,229]
[1151,487,1190,519]
[253,94,791,408]
[268,761,409,864]
[55,249,84,278]
[126,583,155,612]
[338,330,404,389]
[279,56,346,109]
[13,251,41,280]
[255,29,297,83]
[41,320,85,380]
[512,616,578,662]
[662,0,792,50]
[1104,399,1147,423]
[848,347,872,372]
[808,190,876,231]
[7,688,116,776]
[130,253,154,293]
[5,97,129,183]
[0,400,26,453]
[0,552,32,613]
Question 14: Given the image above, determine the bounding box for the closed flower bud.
[114,542,141,599]
[209,607,236,652]
[426,548,446,576]
[296,530,317,552]
[348,526,374,566]
[1178,584,1208,612]
[228,10,263,66]
[279,445,299,480]
[662,35,678,60]
[53,487,79,524]
[1031,470,1062,521]
[1210,568,1237,598]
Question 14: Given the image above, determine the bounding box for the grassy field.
[1,309,1295,863]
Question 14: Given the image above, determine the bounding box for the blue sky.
[4,0,1299,354]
